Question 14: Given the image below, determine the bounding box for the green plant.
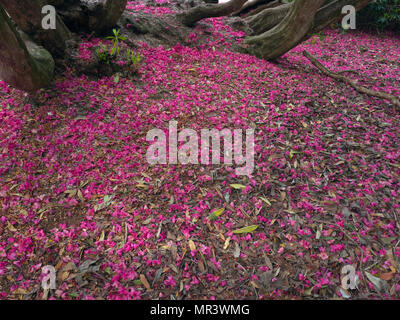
[127,49,141,69]
[95,29,128,65]
[96,42,114,64]
[358,0,400,32]
[107,29,127,57]
[95,30,142,75]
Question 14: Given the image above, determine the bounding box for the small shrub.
[96,42,114,65]
[358,0,400,32]
[94,29,143,77]
[127,50,141,70]
[106,29,127,57]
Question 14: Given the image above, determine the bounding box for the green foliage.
[96,42,114,65]
[358,0,400,32]
[106,29,127,56]
[95,29,143,74]
[96,29,127,64]
[127,49,141,69]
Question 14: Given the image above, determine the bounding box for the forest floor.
[0,1,399,300]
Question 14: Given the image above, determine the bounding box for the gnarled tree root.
[244,0,325,60]
[179,0,249,27]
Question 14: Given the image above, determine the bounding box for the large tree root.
[232,0,281,16]
[303,51,400,109]
[179,0,249,26]
[245,2,291,35]
[243,0,372,54]
[244,0,325,60]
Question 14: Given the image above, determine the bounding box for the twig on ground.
[303,51,400,109]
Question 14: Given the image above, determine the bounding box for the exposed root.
[303,51,400,109]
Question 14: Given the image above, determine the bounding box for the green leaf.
[230,184,246,190]
[208,208,225,221]
[304,286,313,295]
[94,194,115,212]
[104,267,113,275]
[232,225,258,234]
[260,197,271,206]
[308,277,317,285]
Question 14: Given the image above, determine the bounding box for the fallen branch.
[303,50,400,108]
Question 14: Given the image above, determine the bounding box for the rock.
[20,32,55,85]
[0,0,72,55]
[119,11,187,47]
[0,5,54,92]
[59,0,128,33]
[49,0,80,7]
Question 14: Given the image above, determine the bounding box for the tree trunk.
[244,0,325,60]
[245,2,291,35]
[234,0,285,17]
[179,0,249,26]
[0,4,54,92]
[245,0,373,40]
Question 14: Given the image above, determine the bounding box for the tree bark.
[244,0,373,38]
[245,2,291,35]
[242,0,372,59]
[244,0,325,60]
[233,0,280,16]
[179,0,249,26]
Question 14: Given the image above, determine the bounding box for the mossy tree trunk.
[244,0,326,59]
